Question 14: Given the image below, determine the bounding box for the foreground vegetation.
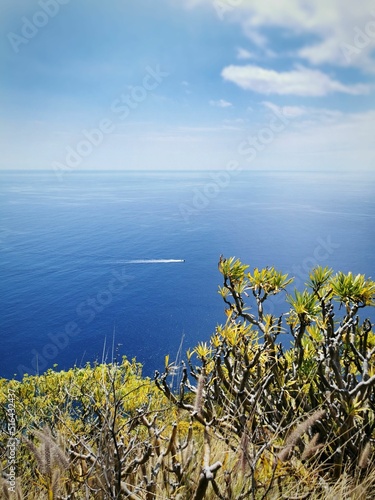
[1,257,375,499]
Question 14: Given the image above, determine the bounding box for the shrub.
[1,257,375,498]
[156,257,375,498]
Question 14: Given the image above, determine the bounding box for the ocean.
[1,169,374,380]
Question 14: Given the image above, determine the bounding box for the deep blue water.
[1,170,374,380]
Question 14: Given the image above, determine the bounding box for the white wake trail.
[121,259,185,264]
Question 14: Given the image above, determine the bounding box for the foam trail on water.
[122,259,185,264]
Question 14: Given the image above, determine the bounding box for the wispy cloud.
[183,0,375,71]
[270,109,375,170]
[236,47,253,60]
[209,99,233,107]
[262,101,343,119]
[221,64,370,96]
[262,101,308,118]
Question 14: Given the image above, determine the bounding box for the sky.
[1,0,375,171]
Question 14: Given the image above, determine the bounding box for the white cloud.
[226,107,375,171]
[262,101,307,118]
[236,47,253,60]
[209,98,233,107]
[298,37,343,66]
[262,101,344,122]
[181,0,375,72]
[243,29,268,49]
[221,64,370,96]
[270,109,375,170]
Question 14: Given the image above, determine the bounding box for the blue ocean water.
[1,170,374,380]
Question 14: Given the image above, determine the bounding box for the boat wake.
[122,259,185,264]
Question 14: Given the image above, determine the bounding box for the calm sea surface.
[1,170,374,379]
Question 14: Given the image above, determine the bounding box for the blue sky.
[1,0,375,171]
